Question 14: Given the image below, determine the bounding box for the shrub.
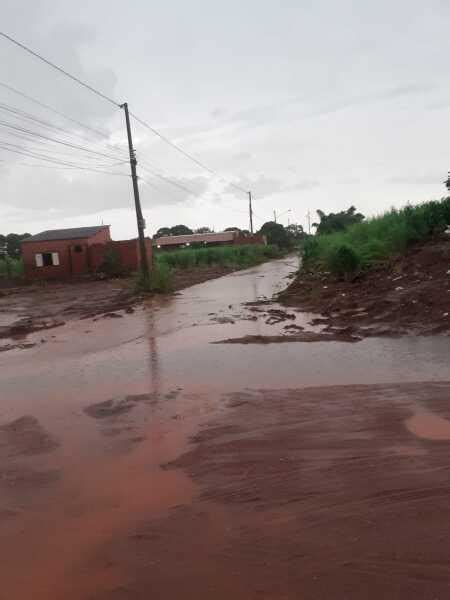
[155,244,281,270]
[326,244,361,276]
[302,197,450,274]
[135,262,173,293]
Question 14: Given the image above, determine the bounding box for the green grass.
[0,257,24,279]
[303,197,450,276]
[155,244,281,270]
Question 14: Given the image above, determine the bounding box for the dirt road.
[1,256,450,599]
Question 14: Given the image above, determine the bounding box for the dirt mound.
[0,416,59,458]
[279,235,450,337]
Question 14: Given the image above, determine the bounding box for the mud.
[0,416,59,458]
[96,382,450,600]
[84,394,155,419]
[1,257,449,599]
[280,235,450,338]
[214,331,361,343]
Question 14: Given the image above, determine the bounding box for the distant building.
[21,226,152,280]
[154,230,266,251]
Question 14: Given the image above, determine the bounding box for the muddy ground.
[279,235,450,338]
[0,265,237,349]
[1,256,450,599]
[109,382,450,600]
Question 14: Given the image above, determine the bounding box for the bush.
[0,257,24,279]
[155,244,281,270]
[135,262,173,293]
[99,247,122,277]
[302,197,450,275]
[326,244,361,276]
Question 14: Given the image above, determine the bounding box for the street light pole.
[120,101,150,281]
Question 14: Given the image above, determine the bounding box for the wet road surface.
[1,256,450,599]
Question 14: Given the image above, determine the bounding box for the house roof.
[22,226,110,243]
[154,231,236,246]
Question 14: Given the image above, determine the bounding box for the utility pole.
[120,102,150,281]
[306,209,311,235]
[248,191,254,233]
[273,210,277,223]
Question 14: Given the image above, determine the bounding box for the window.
[74,245,83,253]
[35,252,60,267]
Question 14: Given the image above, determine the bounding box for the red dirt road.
[1,257,450,599]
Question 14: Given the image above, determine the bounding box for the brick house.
[21,226,152,280]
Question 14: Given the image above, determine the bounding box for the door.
[69,244,89,276]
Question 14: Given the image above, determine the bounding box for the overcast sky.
[1,0,450,238]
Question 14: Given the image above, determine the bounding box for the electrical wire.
[0,31,119,108]
[0,143,130,176]
[130,112,249,194]
[0,120,125,162]
[0,31,250,197]
[0,81,130,159]
[139,163,197,196]
[0,79,111,140]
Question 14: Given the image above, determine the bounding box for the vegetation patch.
[155,244,281,270]
[303,198,450,276]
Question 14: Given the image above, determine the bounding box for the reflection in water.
[406,411,450,441]
[146,306,161,396]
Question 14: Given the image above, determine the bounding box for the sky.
[1,0,450,239]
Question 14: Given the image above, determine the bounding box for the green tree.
[258,221,290,248]
[0,233,32,257]
[194,227,213,234]
[154,227,171,239]
[169,225,194,236]
[313,206,364,235]
[285,223,305,243]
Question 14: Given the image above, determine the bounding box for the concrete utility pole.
[120,101,150,280]
[306,209,311,235]
[248,191,254,233]
[273,210,277,223]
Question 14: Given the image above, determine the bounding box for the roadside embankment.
[280,234,450,337]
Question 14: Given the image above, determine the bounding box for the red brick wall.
[22,229,151,280]
[22,237,96,280]
[88,239,153,274]
[233,233,267,246]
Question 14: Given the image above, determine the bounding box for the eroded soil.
[82,382,450,600]
[0,265,242,349]
[279,235,450,338]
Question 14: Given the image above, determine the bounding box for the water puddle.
[406,411,450,441]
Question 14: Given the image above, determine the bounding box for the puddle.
[406,411,450,441]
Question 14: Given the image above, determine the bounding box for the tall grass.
[303,198,450,275]
[0,257,24,279]
[155,244,281,270]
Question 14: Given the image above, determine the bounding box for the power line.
[0,80,129,159]
[0,31,250,198]
[0,120,125,162]
[0,143,130,176]
[130,112,249,194]
[139,163,197,196]
[0,31,119,108]
[0,79,111,140]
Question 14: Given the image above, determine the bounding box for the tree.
[154,225,194,238]
[154,227,171,239]
[258,221,290,248]
[224,227,241,232]
[285,223,305,243]
[313,206,365,235]
[194,227,213,234]
[169,224,194,236]
[0,233,31,257]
